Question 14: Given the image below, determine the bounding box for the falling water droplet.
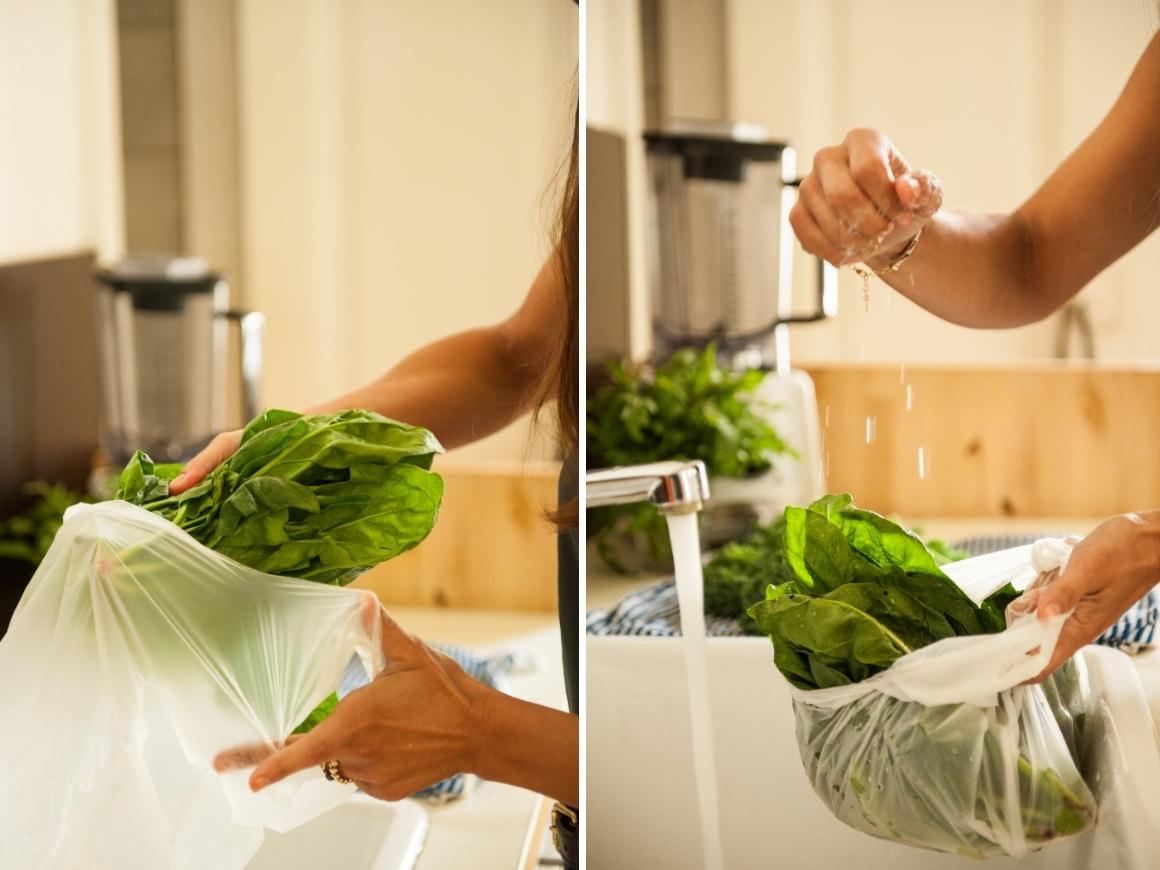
[898,363,906,385]
[917,447,927,480]
[865,416,877,445]
[906,384,914,411]
[824,404,831,427]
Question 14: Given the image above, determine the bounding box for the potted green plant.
[586,345,796,572]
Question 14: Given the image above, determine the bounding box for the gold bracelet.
[851,227,924,311]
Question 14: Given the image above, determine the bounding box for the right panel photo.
[584,2,1160,868]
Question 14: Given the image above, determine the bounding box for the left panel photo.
[0,1,578,869]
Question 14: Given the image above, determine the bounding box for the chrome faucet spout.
[584,460,710,515]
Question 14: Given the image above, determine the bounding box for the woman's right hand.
[790,128,944,269]
[168,429,243,494]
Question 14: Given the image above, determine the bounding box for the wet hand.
[168,429,243,494]
[790,128,943,268]
[1024,512,1160,681]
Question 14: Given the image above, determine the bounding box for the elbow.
[1003,209,1066,328]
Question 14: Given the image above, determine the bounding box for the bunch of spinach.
[702,513,969,633]
[747,494,1093,852]
[117,408,444,585]
[747,494,1017,688]
[587,346,794,570]
[114,408,443,735]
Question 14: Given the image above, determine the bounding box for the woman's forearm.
[865,210,1050,329]
[306,253,564,451]
[306,326,536,450]
[471,691,579,806]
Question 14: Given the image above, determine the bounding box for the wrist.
[1129,510,1160,587]
[863,239,911,272]
[460,672,501,778]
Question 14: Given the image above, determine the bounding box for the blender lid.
[97,255,216,285]
[95,256,222,312]
[644,119,790,161]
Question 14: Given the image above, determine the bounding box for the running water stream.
[666,511,725,870]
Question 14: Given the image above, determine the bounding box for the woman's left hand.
[214,603,489,802]
[1027,511,1160,681]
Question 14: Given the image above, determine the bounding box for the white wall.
[0,0,124,265]
[235,0,578,462]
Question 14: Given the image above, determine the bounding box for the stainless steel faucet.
[585,460,711,515]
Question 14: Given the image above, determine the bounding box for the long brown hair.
[536,90,579,529]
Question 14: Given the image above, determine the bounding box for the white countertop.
[377,606,566,870]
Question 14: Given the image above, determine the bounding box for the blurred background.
[585,0,1160,529]
[0,0,577,614]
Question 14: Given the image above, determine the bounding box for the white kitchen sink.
[245,794,427,870]
[587,635,1160,870]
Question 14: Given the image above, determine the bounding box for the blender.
[644,121,837,526]
[93,256,265,468]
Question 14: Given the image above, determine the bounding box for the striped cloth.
[336,643,521,803]
[587,534,1159,653]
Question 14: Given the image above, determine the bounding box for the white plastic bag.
[0,501,383,869]
[792,539,1099,858]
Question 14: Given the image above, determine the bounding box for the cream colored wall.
[589,0,1160,365]
[234,0,577,462]
[586,0,650,358]
[0,0,124,265]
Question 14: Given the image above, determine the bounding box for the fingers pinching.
[378,606,419,659]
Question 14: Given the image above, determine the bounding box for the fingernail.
[1041,604,1062,620]
[251,776,269,792]
[904,176,920,196]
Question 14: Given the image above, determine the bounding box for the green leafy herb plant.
[587,346,794,571]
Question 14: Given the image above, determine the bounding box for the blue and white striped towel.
[336,643,523,803]
[588,534,1159,653]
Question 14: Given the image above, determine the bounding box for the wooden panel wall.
[806,364,1160,518]
[353,461,561,612]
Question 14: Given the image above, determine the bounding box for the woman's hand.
[215,599,579,804]
[215,603,487,802]
[790,128,943,268]
[1025,511,1160,680]
[168,429,243,494]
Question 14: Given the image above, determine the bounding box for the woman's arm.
[307,252,566,448]
[215,600,579,806]
[792,31,1160,328]
[171,252,564,493]
[473,688,579,805]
